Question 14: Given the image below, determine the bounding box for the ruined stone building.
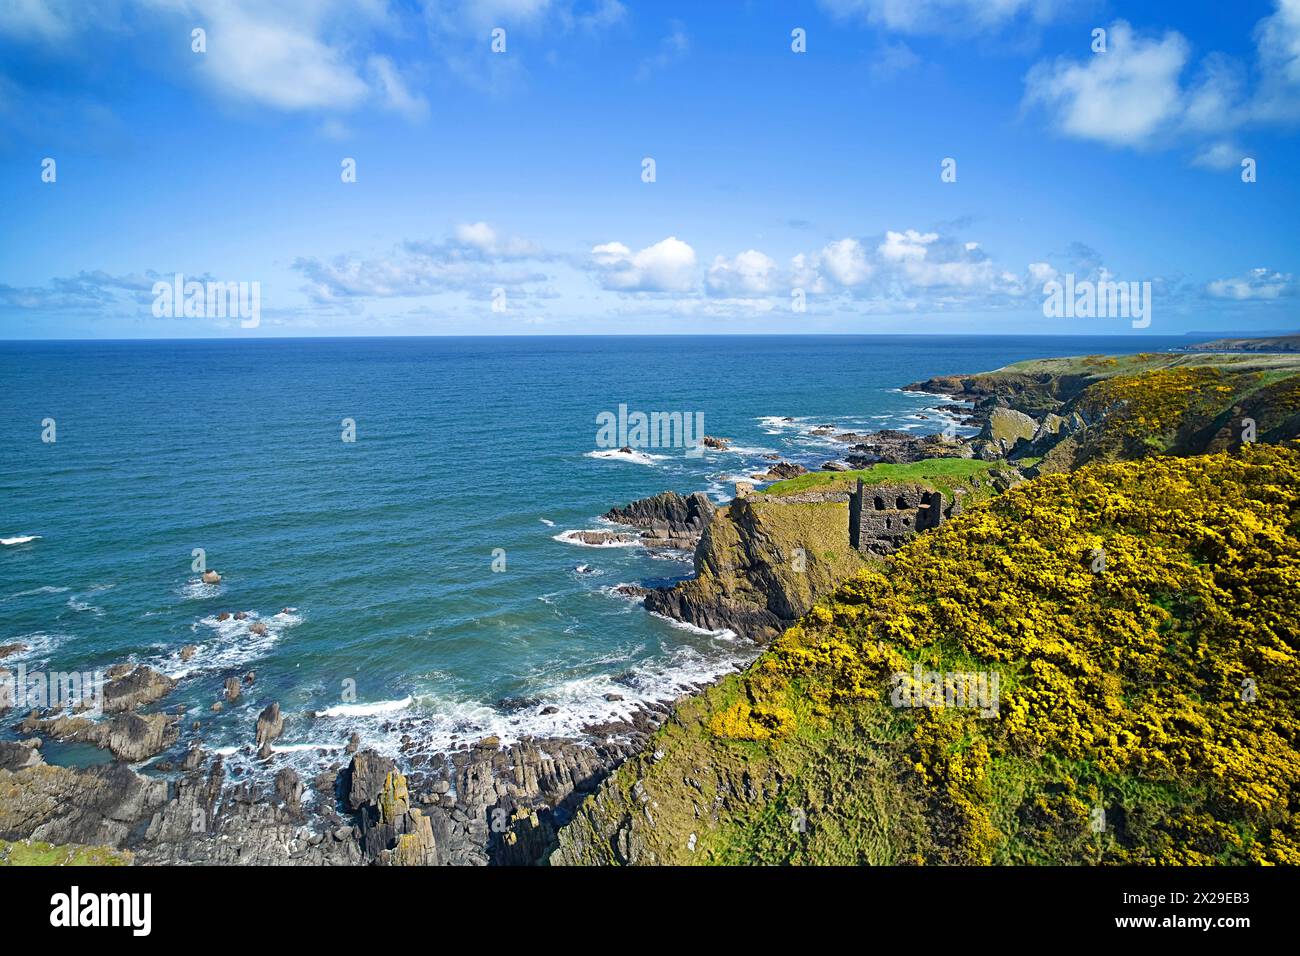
[848,480,945,555]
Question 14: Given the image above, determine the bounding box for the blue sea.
[0,335,1195,778]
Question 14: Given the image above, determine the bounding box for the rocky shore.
[1,650,696,865]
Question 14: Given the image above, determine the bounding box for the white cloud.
[1024,21,1190,148]
[1206,268,1296,300]
[1024,4,1300,160]
[706,250,778,296]
[818,0,1053,35]
[589,236,697,292]
[0,0,81,43]
[820,238,873,286]
[449,222,543,258]
[1028,262,1058,286]
[369,55,430,120]
[141,0,377,112]
[1191,141,1246,170]
[295,223,552,302]
[879,229,938,262]
[1254,0,1300,121]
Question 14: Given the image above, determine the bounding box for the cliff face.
[555,352,1300,867]
[643,495,868,642]
[554,445,1300,866]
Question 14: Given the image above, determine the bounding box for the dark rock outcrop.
[603,490,716,550]
[103,665,176,714]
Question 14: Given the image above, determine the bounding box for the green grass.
[765,457,999,497]
[0,839,131,866]
[989,351,1300,378]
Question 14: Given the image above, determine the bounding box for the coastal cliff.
[553,351,1300,866]
[554,444,1300,865]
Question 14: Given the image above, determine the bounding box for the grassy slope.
[989,351,1300,378]
[0,839,131,866]
[764,458,999,497]
[554,445,1300,866]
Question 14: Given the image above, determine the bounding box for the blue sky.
[0,0,1297,338]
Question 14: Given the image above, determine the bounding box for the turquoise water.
[0,335,1192,777]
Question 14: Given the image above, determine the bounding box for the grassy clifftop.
[553,445,1300,865]
[764,458,998,498]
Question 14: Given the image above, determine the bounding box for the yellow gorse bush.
[714,445,1300,863]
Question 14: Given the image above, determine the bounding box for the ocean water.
[0,334,1193,778]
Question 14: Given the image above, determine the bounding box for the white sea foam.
[155,609,303,679]
[177,577,222,601]
[584,448,665,466]
[552,529,641,548]
[0,631,71,664]
[602,583,647,603]
[649,612,737,639]
[539,518,555,527]
[1,585,69,603]
[65,585,112,617]
[313,697,413,718]
[0,535,40,546]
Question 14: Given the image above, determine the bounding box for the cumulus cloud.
[589,237,697,292]
[706,250,778,297]
[1206,268,1296,300]
[878,230,938,262]
[1024,21,1190,148]
[1025,4,1300,160]
[295,223,552,303]
[819,238,874,287]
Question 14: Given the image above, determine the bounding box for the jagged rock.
[701,435,730,450]
[821,460,850,471]
[255,702,284,749]
[103,665,176,714]
[565,530,640,546]
[345,731,361,754]
[217,612,231,622]
[201,570,221,584]
[223,677,241,702]
[0,739,43,771]
[360,770,438,866]
[21,710,179,762]
[249,621,268,636]
[603,491,716,550]
[988,468,1026,493]
[344,750,397,811]
[612,584,650,599]
[182,743,204,772]
[0,761,167,849]
[179,645,198,662]
[275,768,304,814]
[753,461,807,481]
[105,712,179,762]
[980,407,1037,454]
[0,642,26,660]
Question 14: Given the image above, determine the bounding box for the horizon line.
[0,330,1261,344]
